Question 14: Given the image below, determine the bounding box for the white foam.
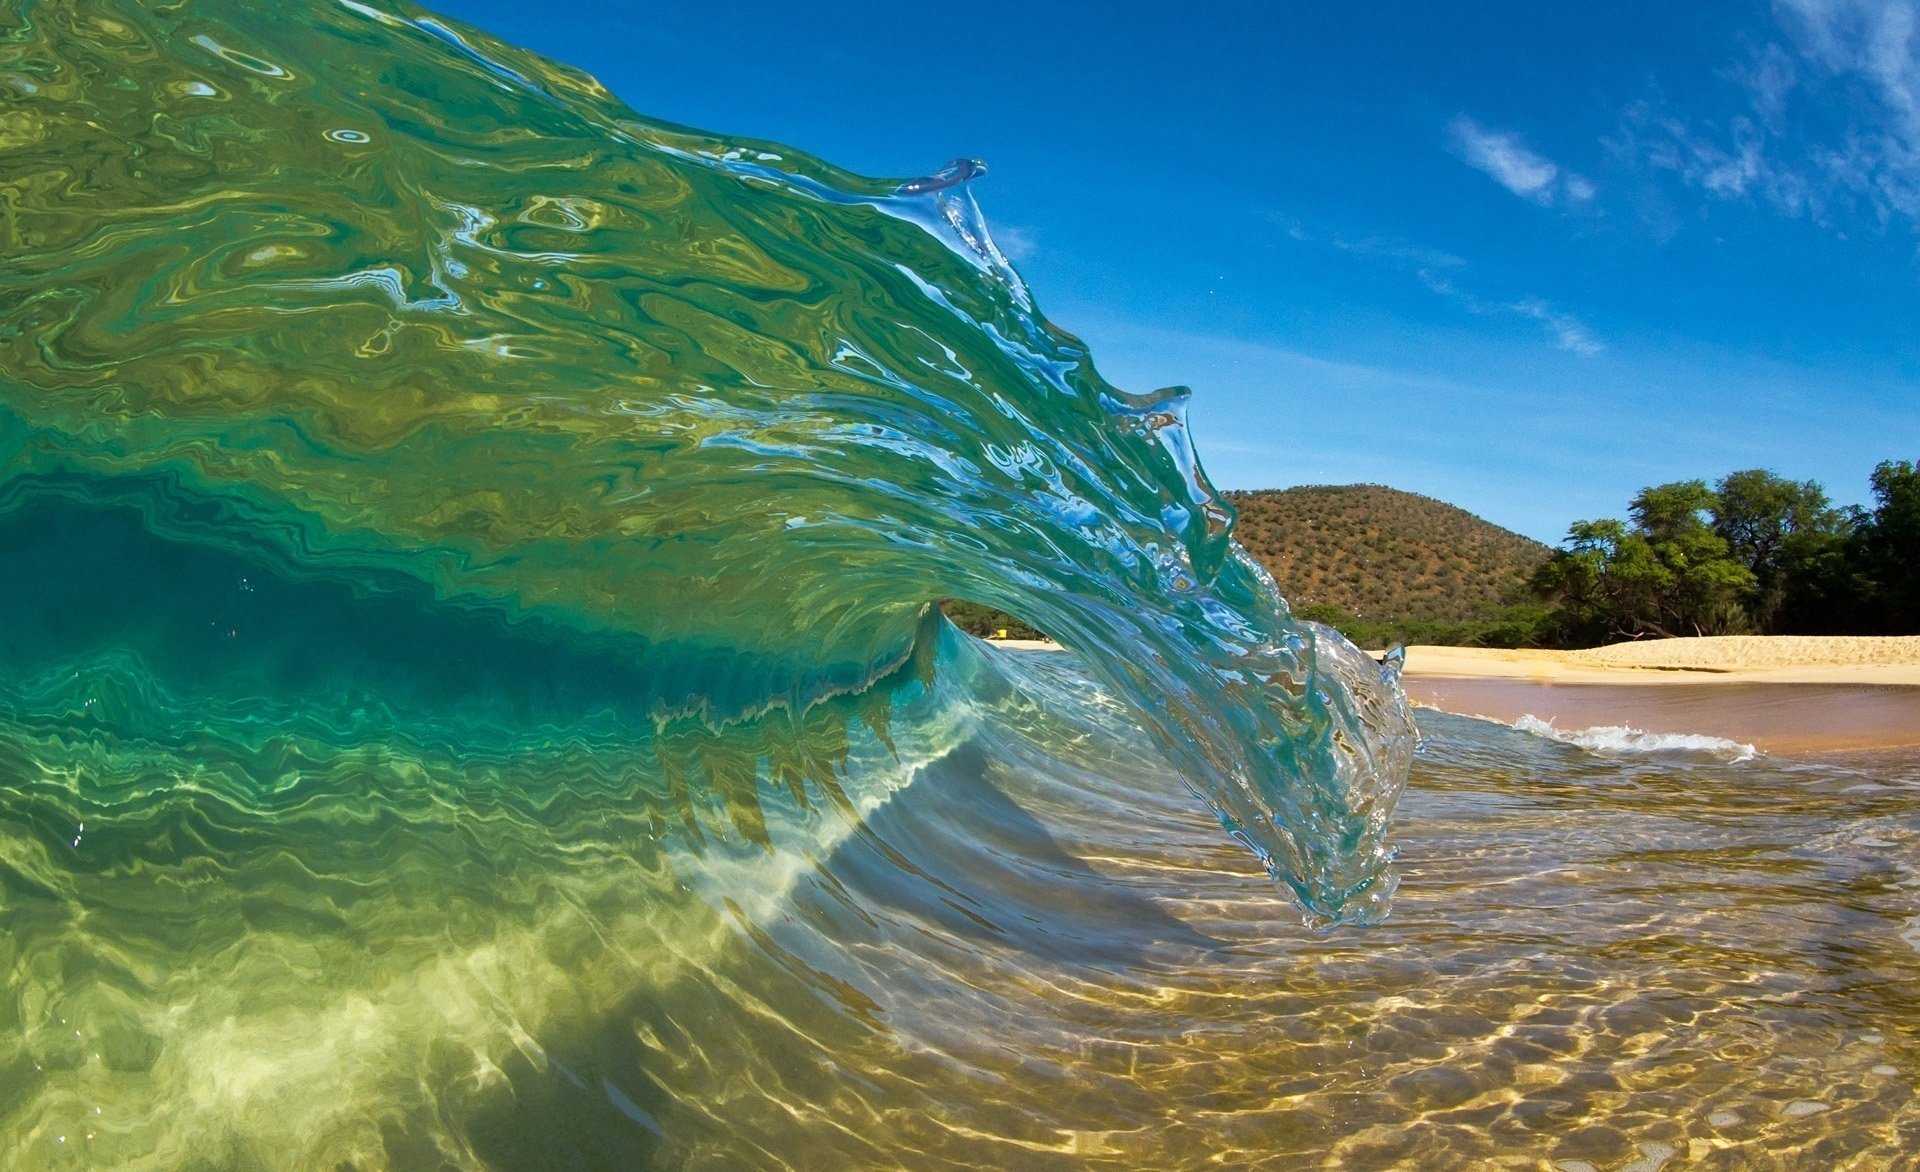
[1513,714,1758,762]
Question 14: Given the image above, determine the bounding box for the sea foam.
[1514,714,1759,762]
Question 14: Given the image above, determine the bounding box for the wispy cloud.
[1448,115,1596,206]
[1418,269,1605,356]
[1777,0,1920,216]
[1614,99,1814,217]
[1510,297,1605,357]
[1618,1,1920,232]
[1284,219,1603,356]
[1282,219,1466,269]
[995,224,1038,262]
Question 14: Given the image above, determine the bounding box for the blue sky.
[430,0,1919,542]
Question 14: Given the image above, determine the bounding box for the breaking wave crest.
[1513,714,1760,762]
[0,0,1415,1163]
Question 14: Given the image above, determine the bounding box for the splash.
[0,0,1413,1162]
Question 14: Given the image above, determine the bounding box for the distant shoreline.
[983,634,1920,753]
[989,634,1920,686]
[1399,638,1920,754]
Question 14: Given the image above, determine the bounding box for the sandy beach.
[1397,635,1920,686]
[994,634,1920,684]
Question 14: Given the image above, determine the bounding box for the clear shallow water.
[6,636,1920,1168]
[3,1,1918,1168]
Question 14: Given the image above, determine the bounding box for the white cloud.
[1308,225,1467,269]
[1620,102,1812,213]
[1743,41,1799,124]
[1448,115,1596,205]
[1777,0,1920,213]
[1510,297,1605,357]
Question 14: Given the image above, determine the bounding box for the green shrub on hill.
[939,485,1552,648]
[1226,485,1551,646]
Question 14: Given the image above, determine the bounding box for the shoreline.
[985,634,1920,756]
[1402,678,1920,756]
[1391,638,1920,756]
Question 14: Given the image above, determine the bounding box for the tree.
[1532,481,1754,642]
[1532,461,1919,645]
[1709,469,1846,632]
[1858,460,1920,631]
[1626,481,1755,637]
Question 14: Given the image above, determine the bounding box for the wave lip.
[1514,714,1759,762]
[0,0,1414,925]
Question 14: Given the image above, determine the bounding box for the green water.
[5,2,1916,1168]
[0,0,1410,920]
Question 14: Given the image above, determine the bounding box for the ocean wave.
[0,0,1414,923]
[1513,714,1760,762]
[0,0,1428,1161]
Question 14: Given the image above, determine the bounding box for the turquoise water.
[4,2,1918,1167]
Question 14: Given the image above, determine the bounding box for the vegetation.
[1530,461,1920,644]
[940,599,1047,640]
[1227,485,1551,647]
[944,484,1556,647]
[943,462,1920,649]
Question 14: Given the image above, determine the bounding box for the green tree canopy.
[1533,480,1754,642]
[1530,460,1917,644]
[1709,469,1847,630]
[1860,460,1920,631]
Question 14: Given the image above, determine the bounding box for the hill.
[945,484,1553,647]
[1225,485,1551,645]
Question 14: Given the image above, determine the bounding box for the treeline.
[938,459,1918,651]
[1529,461,1919,644]
[1289,601,1550,651]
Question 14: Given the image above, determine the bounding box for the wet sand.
[1398,637,1920,756]
[1404,677,1920,756]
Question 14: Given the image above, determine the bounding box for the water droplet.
[896,158,985,196]
[326,128,371,144]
